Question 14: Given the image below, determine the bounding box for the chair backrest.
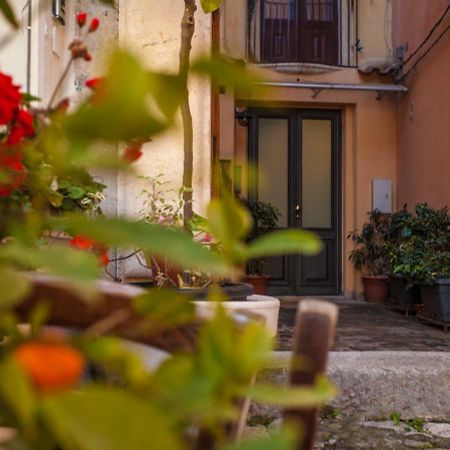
[284,299,339,450]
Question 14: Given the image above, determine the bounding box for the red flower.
[54,98,70,113]
[0,160,26,196]
[0,73,21,125]
[76,12,87,27]
[85,77,103,90]
[70,236,110,266]
[99,252,110,266]
[70,235,95,250]
[123,145,143,163]
[84,52,92,62]
[6,110,35,145]
[88,18,100,33]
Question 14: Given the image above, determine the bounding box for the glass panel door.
[301,119,332,229]
[258,118,289,227]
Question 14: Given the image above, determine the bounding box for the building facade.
[1,0,449,298]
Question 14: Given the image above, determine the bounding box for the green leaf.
[191,55,259,94]
[53,215,229,275]
[148,73,184,118]
[133,289,196,331]
[21,93,41,103]
[0,358,36,431]
[65,50,169,142]
[246,230,322,259]
[200,0,223,13]
[41,387,183,450]
[0,0,18,28]
[207,194,252,247]
[67,186,85,200]
[247,376,336,408]
[0,244,101,285]
[0,268,31,309]
[224,430,296,450]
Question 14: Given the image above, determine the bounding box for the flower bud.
[76,12,87,27]
[88,18,100,32]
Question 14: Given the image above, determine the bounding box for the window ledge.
[253,62,349,75]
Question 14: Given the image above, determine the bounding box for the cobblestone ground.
[277,300,450,351]
[244,418,450,449]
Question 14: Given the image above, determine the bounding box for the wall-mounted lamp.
[235,106,249,127]
[52,0,66,25]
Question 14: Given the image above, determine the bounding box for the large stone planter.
[194,295,281,338]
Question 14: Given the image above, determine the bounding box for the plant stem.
[179,0,197,227]
[47,57,74,110]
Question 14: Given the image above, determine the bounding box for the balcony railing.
[248,0,358,67]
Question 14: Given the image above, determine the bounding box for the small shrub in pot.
[240,198,281,294]
[348,210,391,302]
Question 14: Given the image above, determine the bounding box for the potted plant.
[386,206,421,315]
[389,204,449,316]
[121,179,284,336]
[348,210,391,303]
[240,198,281,295]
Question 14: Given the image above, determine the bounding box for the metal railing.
[247,0,358,67]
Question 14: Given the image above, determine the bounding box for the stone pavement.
[277,299,450,351]
[244,417,450,449]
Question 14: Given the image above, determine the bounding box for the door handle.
[295,204,301,220]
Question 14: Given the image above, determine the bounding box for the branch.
[179,0,197,227]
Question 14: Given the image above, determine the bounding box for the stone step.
[250,351,450,423]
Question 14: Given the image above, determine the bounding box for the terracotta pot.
[362,275,390,303]
[243,275,270,295]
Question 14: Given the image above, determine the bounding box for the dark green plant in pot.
[348,210,391,276]
[348,210,392,302]
[240,198,281,275]
[391,203,450,286]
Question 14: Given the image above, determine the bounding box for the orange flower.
[13,342,86,394]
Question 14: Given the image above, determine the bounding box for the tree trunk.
[179,0,197,226]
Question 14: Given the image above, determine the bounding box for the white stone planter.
[193,295,281,338]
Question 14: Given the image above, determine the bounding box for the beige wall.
[393,0,450,209]
[118,0,212,277]
[358,0,393,65]
[229,67,398,298]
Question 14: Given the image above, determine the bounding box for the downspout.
[26,0,32,93]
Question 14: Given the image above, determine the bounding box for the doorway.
[247,108,341,295]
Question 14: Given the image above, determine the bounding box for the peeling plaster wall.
[118,0,212,278]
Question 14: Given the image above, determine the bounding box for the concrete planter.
[194,295,281,338]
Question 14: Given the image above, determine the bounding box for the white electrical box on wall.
[372,179,392,213]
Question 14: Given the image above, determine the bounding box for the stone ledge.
[250,351,450,422]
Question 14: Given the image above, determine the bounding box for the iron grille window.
[248,0,357,67]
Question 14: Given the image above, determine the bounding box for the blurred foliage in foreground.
[0,4,332,449]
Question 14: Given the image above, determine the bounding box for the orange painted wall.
[228,67,398,298]
[394,0,450,208]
